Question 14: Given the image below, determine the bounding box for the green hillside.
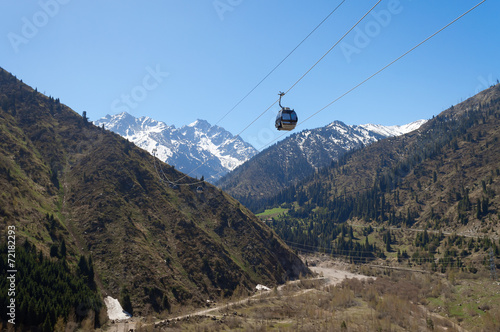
[0,68,309,328]
[260,84,500,271]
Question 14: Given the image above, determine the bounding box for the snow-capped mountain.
[359,119,428,137]
[217,118,427,210]
[94,112,258,182]
[270,119,428,171]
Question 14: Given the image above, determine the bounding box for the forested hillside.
[218,121,392,211]
[262,84,500,271]
[0,68,308,329]
[0,241,102,331]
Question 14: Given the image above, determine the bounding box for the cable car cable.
[214,0,347,127]
[258,0,487,152]
[229,0,383,138]
[155,1,349,185]
[153,148,207,186]
[152,149,177,185]
[282,0,382,97]
[175,1,383,183]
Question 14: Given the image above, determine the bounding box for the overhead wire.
[154,1,351,186]
[154,0,486,186]
[173,0,383,184]
[214,0,347,127]
[259,0,487,151]
[152,149,177,185]
[227,0,383,147]
[283,238,489,257]
[282,0,382,96]
[152,148,206,186]
[283,240,490,267]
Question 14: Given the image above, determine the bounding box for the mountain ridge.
[94,112,258,183]
[0,68,309,319]
[264,83,500,241]
[217,118,426,211]
[359,119,428,137]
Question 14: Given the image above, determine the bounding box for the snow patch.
[256,284,271,291]
[104,296,132,321]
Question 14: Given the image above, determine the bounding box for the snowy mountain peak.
[218,117,428,207]
[359,119,427,137]
[94,113,257,182]
[284,118,427,170]
[188,119,211,129]
[95,111,426,184]
[326,120,346,128]
[97,112,136,135]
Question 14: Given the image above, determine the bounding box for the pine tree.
[60,239,67,258]
[53,317,66,332]
[50,244,59,258]
[42,314,53,332]
[88,256,96,289]
[77,256,89,282]
[82,111,88,126]
[120,288,134,315]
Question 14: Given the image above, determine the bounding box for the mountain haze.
[0,68,308,319]
[94,112,258,183]
[218,119,426,211]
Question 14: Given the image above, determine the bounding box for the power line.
[155,0,487,185]
[259,0,487,151]
[229,0,384,141]
[284,241,488,266]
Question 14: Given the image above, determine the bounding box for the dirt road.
[105,255,374,331]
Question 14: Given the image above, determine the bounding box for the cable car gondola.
[275,92,298,131]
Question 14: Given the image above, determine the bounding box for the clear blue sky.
[1,0,499,150]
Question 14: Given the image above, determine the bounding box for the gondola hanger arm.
[278,91,285,108]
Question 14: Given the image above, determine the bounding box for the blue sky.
[1,0,499,150]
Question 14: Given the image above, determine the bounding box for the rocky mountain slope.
[0,68,308,318]
[94,112,257,183]
[217,118,425,211]
[265,83,500,238]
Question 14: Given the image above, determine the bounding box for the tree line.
[0,240,102,331]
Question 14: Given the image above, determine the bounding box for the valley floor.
[100,254,500,331]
